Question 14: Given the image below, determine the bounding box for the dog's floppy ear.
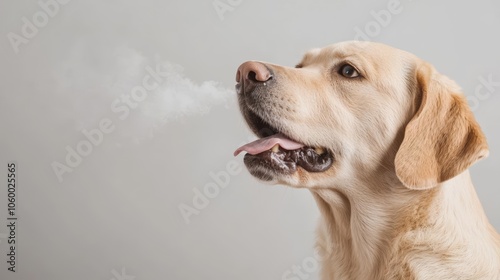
[395,62,489,190]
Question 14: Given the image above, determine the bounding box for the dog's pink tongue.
[234,133,304,156]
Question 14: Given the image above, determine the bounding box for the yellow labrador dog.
[234,41,500,279]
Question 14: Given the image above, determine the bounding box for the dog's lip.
[243,146,334,173]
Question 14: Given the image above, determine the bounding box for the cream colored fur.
[240,41,500,279]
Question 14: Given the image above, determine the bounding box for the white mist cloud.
[54,44,234,145]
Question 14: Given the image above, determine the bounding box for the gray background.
[0,0,499,279]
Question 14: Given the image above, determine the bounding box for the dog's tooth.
[315,147,325,155]
[271,144,279,153]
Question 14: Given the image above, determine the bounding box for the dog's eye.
[339,64,360,78]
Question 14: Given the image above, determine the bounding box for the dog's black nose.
[236,61,273,94]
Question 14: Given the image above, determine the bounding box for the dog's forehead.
[301,41,412,67]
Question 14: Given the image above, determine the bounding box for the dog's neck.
[309,170,496,279]
[310,180,413,279]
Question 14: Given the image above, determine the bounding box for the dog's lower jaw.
[310,171,500,280]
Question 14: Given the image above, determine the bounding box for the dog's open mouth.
[234,133,333,174]
[234,112,334,175]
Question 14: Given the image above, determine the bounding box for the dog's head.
[234,41,488,190]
